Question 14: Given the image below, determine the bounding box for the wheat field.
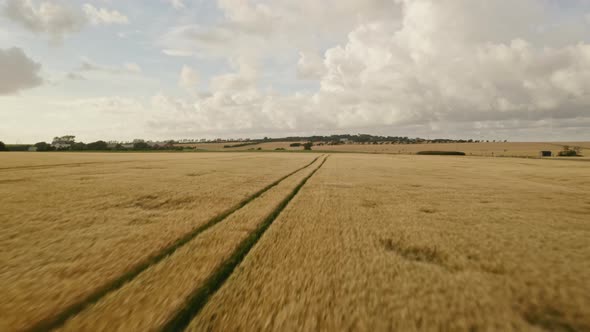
[177,141,590,159]
[1,151,589,331]
[57,155,326,332]
[0,152,316,331]
[189,154,590,331]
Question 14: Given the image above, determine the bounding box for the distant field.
[176,141,307,151]
[1,152,589,331]
[177,141,590,159]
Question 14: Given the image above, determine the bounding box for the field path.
[23,155,322,332]
[49,155,328,332]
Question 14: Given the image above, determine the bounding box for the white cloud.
[2,0,85,41]
[2,1,128,41]
[0,47,43,95]
[159,0,402,60]
[4,0,590,142]
[83,4,129,25]
[167,0,185,10]
[151,0,590,140]
[178,65,199,92]
[74,59,142,76]
[297,51,326,80]
[209,58,258,92]
[309,1,590,130]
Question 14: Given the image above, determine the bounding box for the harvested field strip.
[56,155,328,332]
[26,155,321,332]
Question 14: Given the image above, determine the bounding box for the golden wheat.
[56,155,326,332]
[188,154,590,331]
[175,141,590,158]
[0,152,317,331]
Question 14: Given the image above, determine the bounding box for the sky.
[1,0,590,143]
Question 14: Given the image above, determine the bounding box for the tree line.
[0,136,187,152]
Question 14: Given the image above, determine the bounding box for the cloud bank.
[2,0,128,41]
[0,47,43,95]
[2,0,590,142]
[149,0,590,139]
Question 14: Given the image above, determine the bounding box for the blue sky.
[1,0,590,143]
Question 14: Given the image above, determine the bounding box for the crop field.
[316,141,590,158]
[1,152,589,331]
[177,141,590,159]
[0,152,317,331]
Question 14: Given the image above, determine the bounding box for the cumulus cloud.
[297,51,326,80]
[178,65,199,92]
[2,0,85,41]
[310,1,590,130]
[1,0,128,41]
[83,4,129,25]
[0,47,43,95]
[160,0,402,59]
[209,58,258,92]
[151,0,590,140]
[6,0,590,141]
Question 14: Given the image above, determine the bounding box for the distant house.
[28,146,37,152]
[51,142,71,150]
[540,151,552,157]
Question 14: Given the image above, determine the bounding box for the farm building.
[540,151,552,157]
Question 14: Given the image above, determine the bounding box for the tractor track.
[25,155,322,332]
[161,155,329,332]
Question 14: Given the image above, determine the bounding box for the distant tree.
[86,140,108,150]
[34,142,53,152]
[303,142,313,150]
[290,143,302,147]
[558,146,582,157]
[52,135,76,145]
[133,141,150,150]
[0,141,5,151]
[70,142,87,151]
